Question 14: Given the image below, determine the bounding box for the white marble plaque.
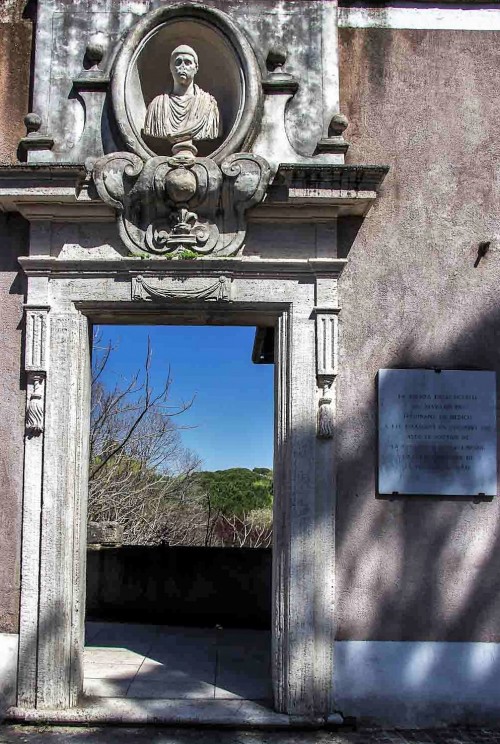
[378,369,497,496]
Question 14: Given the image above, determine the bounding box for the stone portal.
[4,0,387,724]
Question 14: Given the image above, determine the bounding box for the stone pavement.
[84,622,271,701]
[0,725,500,744]
[2,727,500,744]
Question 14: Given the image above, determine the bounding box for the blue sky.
[95,325,274,472]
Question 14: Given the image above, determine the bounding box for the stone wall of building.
[0,214,28,634]
[0,0,32,164]
[337,28,500,642]
[0,1,31,634]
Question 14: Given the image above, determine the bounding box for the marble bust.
[143,44,221,145]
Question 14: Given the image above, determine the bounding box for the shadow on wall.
[6,261,500,726]
[0,603,63,718]
[332,289,500,726]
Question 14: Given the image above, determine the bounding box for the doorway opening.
[84,323,275,704]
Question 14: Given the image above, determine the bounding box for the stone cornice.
[0,163,388,221]
[255,163,388,218]
[0,164,86,178]
[17,255,348,279]
[0,164,100,218]
[274,163,389,191]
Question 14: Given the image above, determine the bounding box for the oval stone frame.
[112,2,262,163]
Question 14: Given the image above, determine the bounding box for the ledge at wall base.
[6,700,344,729]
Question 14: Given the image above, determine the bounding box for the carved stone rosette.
[90,151,270,258]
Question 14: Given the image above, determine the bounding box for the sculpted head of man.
[170,45,198,91]
[143,42,221,145]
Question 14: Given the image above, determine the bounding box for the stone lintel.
[252,200,372,219]
[0,164,85,182]
[15,202,114,222]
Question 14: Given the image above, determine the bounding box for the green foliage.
[252,467,272,477]
[196,467,273,517]
[176,249,199,260]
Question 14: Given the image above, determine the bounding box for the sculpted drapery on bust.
[143,44,221,144]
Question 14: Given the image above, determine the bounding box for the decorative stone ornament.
[26,374,45,436]
[132,274,232,302]
[111,3,262,163]
[315,309,339,440]
[317,379,335,440]
[90,2,271,258]
[91,150,271,257]
[143,44,222,146]
[19,113,54,155]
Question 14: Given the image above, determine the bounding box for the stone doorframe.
[15,255,344,720]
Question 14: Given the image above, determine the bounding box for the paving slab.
[83,622,269,702]
[2,727,500,744]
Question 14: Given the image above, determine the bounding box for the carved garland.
[132,275,231,302]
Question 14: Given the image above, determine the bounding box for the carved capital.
[90,151,270,258]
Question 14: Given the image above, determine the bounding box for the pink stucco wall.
[337,28,500,642]
[0,0,31,632]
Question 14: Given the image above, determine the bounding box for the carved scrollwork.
[220,153,272,255]
[89,150,270,258]
[92,152,144,211]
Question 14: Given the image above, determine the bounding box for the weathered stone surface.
[26,1,342,166]
[87,522,123,547]
[378,369,497,496]
[0,632,18,716]
[91,150,271,257]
